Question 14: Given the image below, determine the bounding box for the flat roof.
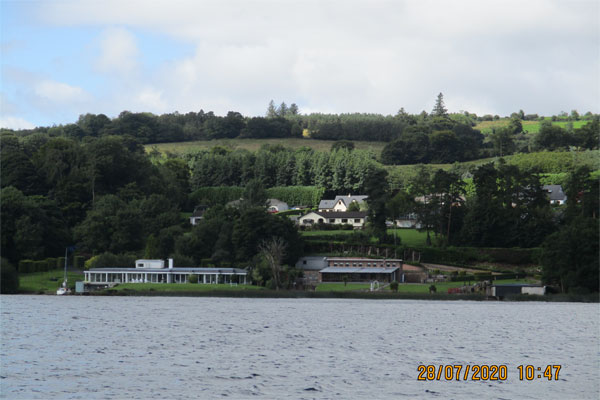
[88,268,247,274]
[320,267,399,274]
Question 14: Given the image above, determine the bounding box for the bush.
[429,284,437,293]
[57,257,66,269]
[18,260,34,274]
[46,258,57,271]
[1,258,19,294]
[74,256,85,269]
[86,252,137,269]
[34,260,47,272]
[390,281,399,292]
[188,274,199,283]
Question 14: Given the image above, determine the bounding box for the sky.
[1,0,598,129]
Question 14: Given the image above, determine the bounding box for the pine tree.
[278,102,288,117]
[266,100,277,118]
[432,92,448,117]
[289,103,299,115]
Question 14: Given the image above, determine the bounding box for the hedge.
[190,186,326,208]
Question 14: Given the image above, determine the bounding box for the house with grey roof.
[543,185,567,205]
[318,194,368,212]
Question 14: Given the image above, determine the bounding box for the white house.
[543,185,567,205]
[318,194,368,212]
[298,211,367,228]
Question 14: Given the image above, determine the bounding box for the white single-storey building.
[84,258,248,285]
[298,211,367,228]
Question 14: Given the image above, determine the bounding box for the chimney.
[168,258,174,269]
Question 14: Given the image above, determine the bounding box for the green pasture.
[19,269,85,293]
[475,119,590,134]
[146,138,386,155]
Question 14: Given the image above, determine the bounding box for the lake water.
[1,296,598,399]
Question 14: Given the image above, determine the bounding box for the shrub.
[34,260,47,272]
[74,256,85,269]
[1,258,19,294]
[18,260,34,274]
[46,258,57,271]
[188,274,199,284]
[57,257,66,269]
[390,281,399,292]
[429,284,437,293]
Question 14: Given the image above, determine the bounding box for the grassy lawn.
[300,229,428,247]
[146,138,386,155]
[315,283,372,292]
[391,278,538,294]
[316,278,538,293]
[111,283,263,292]
[19,269,85,294]
[387,229,428,247]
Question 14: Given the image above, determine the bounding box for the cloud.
[34,80,89,103]
[22,0,600,119]
[0,116,36,130]
[96,27,139,76]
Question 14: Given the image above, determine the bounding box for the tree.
[490,127,516,156]
[289,103,299,115]
[242,179,268,208]
[431,92,448,117]
[0,258,19,294]
[266,100,277,118]
[331,140,355,152]
[541,217,599,293]
[364,167,390,242]
[278,102,288,117]
[259,237,287,290]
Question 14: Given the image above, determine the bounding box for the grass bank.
[19,269,84,294]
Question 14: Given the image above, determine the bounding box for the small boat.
[56,247,71,295]
[56,282,70,295]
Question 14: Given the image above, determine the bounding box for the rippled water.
[1,296,598,399]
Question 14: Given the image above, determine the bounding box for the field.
[474,119,590,134]
[300,228,429,247]
[146,138,387,155]
[19,269,85,293]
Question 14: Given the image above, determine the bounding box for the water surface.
[1,296,598,399]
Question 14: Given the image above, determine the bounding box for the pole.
[63,247,68,285]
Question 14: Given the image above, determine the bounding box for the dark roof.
[543,185,567,201]
[313,211,367,218]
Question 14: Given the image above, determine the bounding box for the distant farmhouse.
[543,185,567,205]
[318,194,368,212]
[189,205,208,225]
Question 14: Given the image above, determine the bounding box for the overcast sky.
[1,0,598,129]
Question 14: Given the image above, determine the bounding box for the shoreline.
[54,289,599,302]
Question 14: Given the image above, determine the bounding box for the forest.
[1,95,598,293]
